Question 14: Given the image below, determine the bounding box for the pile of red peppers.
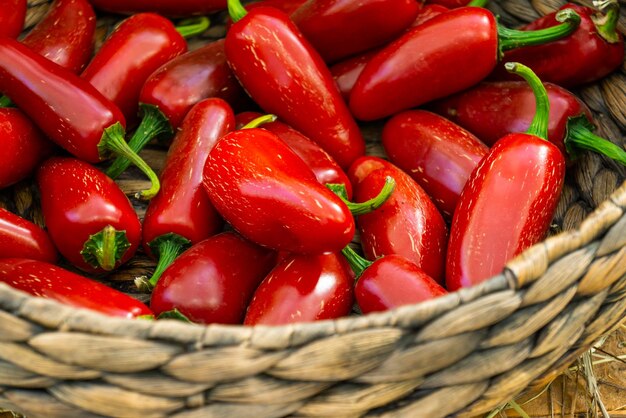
[0,0,623,324]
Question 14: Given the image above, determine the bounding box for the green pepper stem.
[80,225,130,271]
[241,114,278,129]
[105,104,173,180]
[497,9,581,54]
[467,0,489,7]
[176,16,211,38]
[327,176,396,216]
[505,62,549,140]
[98,122,161,200]
[0,95,12,107]
[228,0,248,23]
[566,114,626,166]
[135,233,191,292]
[593,1,621,43]
[341,245,372,280]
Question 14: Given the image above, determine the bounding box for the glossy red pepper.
[150,232,277,324]
[348,156,448,284]
[225,0,306,30]
[446,63,566,291]
[203,127,355,254]
[236,111,353,199]
[490,3,624,88]
[430,81,626,165]
[0,0,26,38]
[0,108,55,189]
[0,38,160,199]
[290,0,420,63]
[139,99,234,290]
[22,0,97,73]
[349,7,581,121]
[81,13,188,124]
[0,259,152,318]
[37,157,142,274]
[410,3,449,27]
[244,252,354,325]
[0,209,58,263]
[425,0,485,9]
[138,39,248,132]
[382,110,488,219]
[342,247,446,314]
[85,0,226,17]
[225,0,365,169]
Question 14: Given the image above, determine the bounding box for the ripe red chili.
[244,252,354,325]
[225,0,365,169]
[290,0,420,63]
[139,98,234,290]
[85,0,227,17]
[382,110,488,219]
[22,0,97,73]
[490,3,624,88]
[349,7,581,120]
[0,108,55,189]
[348,156,448,284]
[0,259,152,318]
[150,232,277,324]
[446,63,566,291]
[203,127,355,254]
[236,111,353,198]
[431,81,626,165]
[0,209,58,263]
[0,38,160,198]
[139,39,249,132]
[37,157,142,274]
[0,0,26,39]
[342,246,446,314]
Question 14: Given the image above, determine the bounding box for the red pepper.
[410,3,449,27]
[0,108,55,189]
[235,111,353,199]
[22,0,97,73]
[425,0,486,9]
[225,0,306,30]
[348,156,448,284]
[37,157,142,274]
[0,209,58,263]
[342,246,446,314]
[138,98,234,291]
[0,259,152,318]
[203,126,355,254]
[382,110,488,219]
[225,0,365,169]
[290,0,420,63]
[490,3,624,88]
[0,0,26,38]
[244,252,354,325]
[349,7,581,120]
[446,63,566,291]
[138,39,248,132]
[81,13,190,125]
[430,81,626,165]
[85,0,226,17]
[150,232,277,324]
[0,38,160,199]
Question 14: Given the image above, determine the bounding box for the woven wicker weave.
[1,0,625,416]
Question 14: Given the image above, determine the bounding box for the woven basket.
[1,0,626,416]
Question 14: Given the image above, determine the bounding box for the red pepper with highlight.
[225,0,365,169]
[150,232,277,324]
[244,252,354,325]
[0,38,160,199]
[37,157,142,274]
[0,209,58,263]
[446,63,566,291]
[138,98,234,291]
[348,156,448,284]
[0,0,26,39]
[0,259,152,318]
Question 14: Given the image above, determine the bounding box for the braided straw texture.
[1,0,626,416]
